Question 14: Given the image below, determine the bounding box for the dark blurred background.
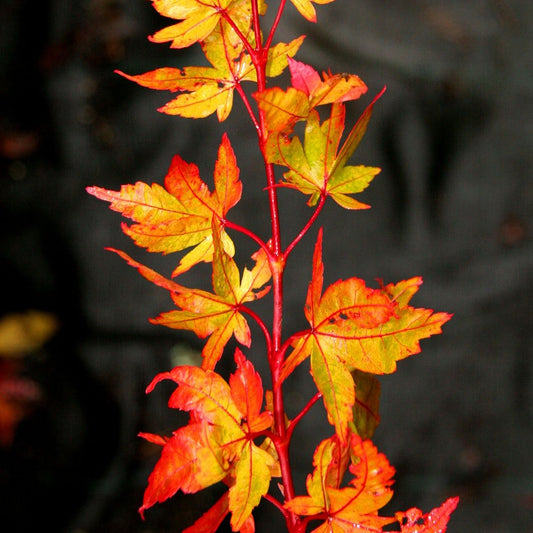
[0,0,531,531]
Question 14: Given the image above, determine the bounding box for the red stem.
[248,1,303,530]
[239,305,272,353]
[286,392,322,441]
[265,0,288,50]
[284,193,327,261]
[223,218,269,252]
[234,82,262,137]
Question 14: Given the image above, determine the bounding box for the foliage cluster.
[88,0,458,531]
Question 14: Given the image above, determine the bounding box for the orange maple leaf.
[139,349,275,531]
[285,434,396,532]
[151,226,271,369]
[117,19,303,121]
[148,0,264,49]
[280,229,451,442]
[87,133,241,275]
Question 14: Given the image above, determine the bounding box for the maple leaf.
[140,349,275,529]
[285,434,396,532]
[280,230,451,441]
[151,226,271,369]
[265,103,380,209]
[289,0,335,23]
[255,60,368,134]
[396,497,459,532]
[118,15,304,122]
[148,0,264,49]
[288,58,367,108]
[182,491,256,533]
[87,133,241,275]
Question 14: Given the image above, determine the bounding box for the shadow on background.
[1,1,531,531]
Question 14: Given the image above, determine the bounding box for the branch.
[284,194,327,260]
[264,493,290,519]
[222,218,272,256]
[286,392,322,441]
[234,82,262,136]
[265,0,288,50]
[239,305,272,353]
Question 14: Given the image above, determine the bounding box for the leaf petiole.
[286,392,322,441]
[284,193,327,260]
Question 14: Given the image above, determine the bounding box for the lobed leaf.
[118,22,245,120]
[288,58,367,107]
[139,421,229,517]
[121,10,302,121]
[140,351,275,527]
[87,134,241,275]
[285,434,396,531]
[149,0,255,49]
[256,61,368,137]
[151,227,271,369]
[281,230,451,441]
[265,92,384,209]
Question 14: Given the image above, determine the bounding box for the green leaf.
[266,103,381,209]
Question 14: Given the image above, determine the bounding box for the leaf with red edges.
[265,103,380,209]
[255,61,368,136]
[118,17,303,122]
[230,349,273,433]
[284,434,396,531]
[87,133,241,275]
[139,421,229,517]
[396,497,459,532]
[151,227,271,370]
[281,229,451,441]
[148,0,262,49]
[288,58,367,107]
[140,351,275,528]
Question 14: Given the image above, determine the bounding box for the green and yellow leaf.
[281,230,451,441]
[284,434,396,531]
[151,228,271,369]
[266,104,380,209]
[87,133,241,274]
